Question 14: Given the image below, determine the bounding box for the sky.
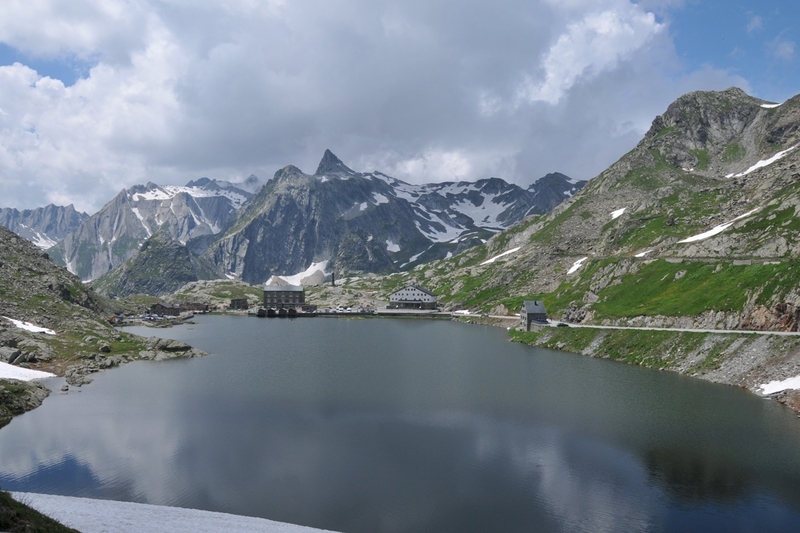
[0,0,797,214]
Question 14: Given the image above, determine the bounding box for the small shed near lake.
[521,300,547,331]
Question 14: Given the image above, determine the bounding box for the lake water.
[2,316,800,532]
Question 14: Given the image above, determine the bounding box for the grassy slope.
[0,491,79,533]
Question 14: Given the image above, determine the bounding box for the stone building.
[263,285,305,308]
[520,300,547,331]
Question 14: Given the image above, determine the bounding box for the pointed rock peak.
[315,149,355,176]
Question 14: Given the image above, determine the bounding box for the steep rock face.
[204,150,584,284]
[49,180,254,281]
[0,204,88,249]
[91,232,220,298]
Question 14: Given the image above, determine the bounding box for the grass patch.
[721,142,745,163]
[0,490,80,532]
[591,259,799,318]
[690,149,710,170]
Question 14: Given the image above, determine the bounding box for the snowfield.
[131,184,250,209]
[727,144,798,178]
[610,208,626,220]
[266,261,329,286]
[0,361,55,381]
[3,316,56,335]
[481,247,521,265]
[760,374,800,395]
[12,493,339,533]
[677,208,759,243]
[567,257,588,274]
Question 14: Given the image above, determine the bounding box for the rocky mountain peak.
[315,149,355,176]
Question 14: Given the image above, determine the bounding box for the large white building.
[389,285,438,310]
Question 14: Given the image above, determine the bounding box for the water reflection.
[1,317,800,532]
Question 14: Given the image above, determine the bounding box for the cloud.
[517,3,664,105]
[767,34,796,61]
[0,0,752,213]
[747,15,763,34]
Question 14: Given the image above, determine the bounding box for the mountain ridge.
[202,151,585,283]
[0,204,88,249]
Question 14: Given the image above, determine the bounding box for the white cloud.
[747,15,763,34]
[518,4,664,105]
[767,35,796,61]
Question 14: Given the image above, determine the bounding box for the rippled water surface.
[2,316,800,532]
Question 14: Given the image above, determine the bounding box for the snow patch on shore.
[760,374,800,395]
[0,362,55,381]
[11,493,339,533]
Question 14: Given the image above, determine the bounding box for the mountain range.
[202,150,584,284]
[0,204,88,249]
[48,178,257,281]
[12,153,582,291]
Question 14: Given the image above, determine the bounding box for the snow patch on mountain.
[481,247,521,265]
[729,145,798,178]
[678,208,759,243]
[567,257,588,275]
[3,316,56,335]
[131,184,250,209]
[267,261,330,286]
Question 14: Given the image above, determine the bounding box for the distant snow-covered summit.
[50,179,254,281]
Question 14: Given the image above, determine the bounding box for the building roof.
[263,285,304,292]
[391,285,436,297]
[522,300,546,314]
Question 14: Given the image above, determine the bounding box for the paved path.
[454,313,800,337]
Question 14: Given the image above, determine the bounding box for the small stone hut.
[520,300,547,331]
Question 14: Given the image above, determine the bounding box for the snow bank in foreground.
[3,316,56,335]
[481,247,521,265]
[677,208,759,244]
[760,374,800,395]
[12,493,339,533]
[567,257,588,275]
[0,361,55,381]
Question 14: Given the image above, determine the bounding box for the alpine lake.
[2,315,800,533]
